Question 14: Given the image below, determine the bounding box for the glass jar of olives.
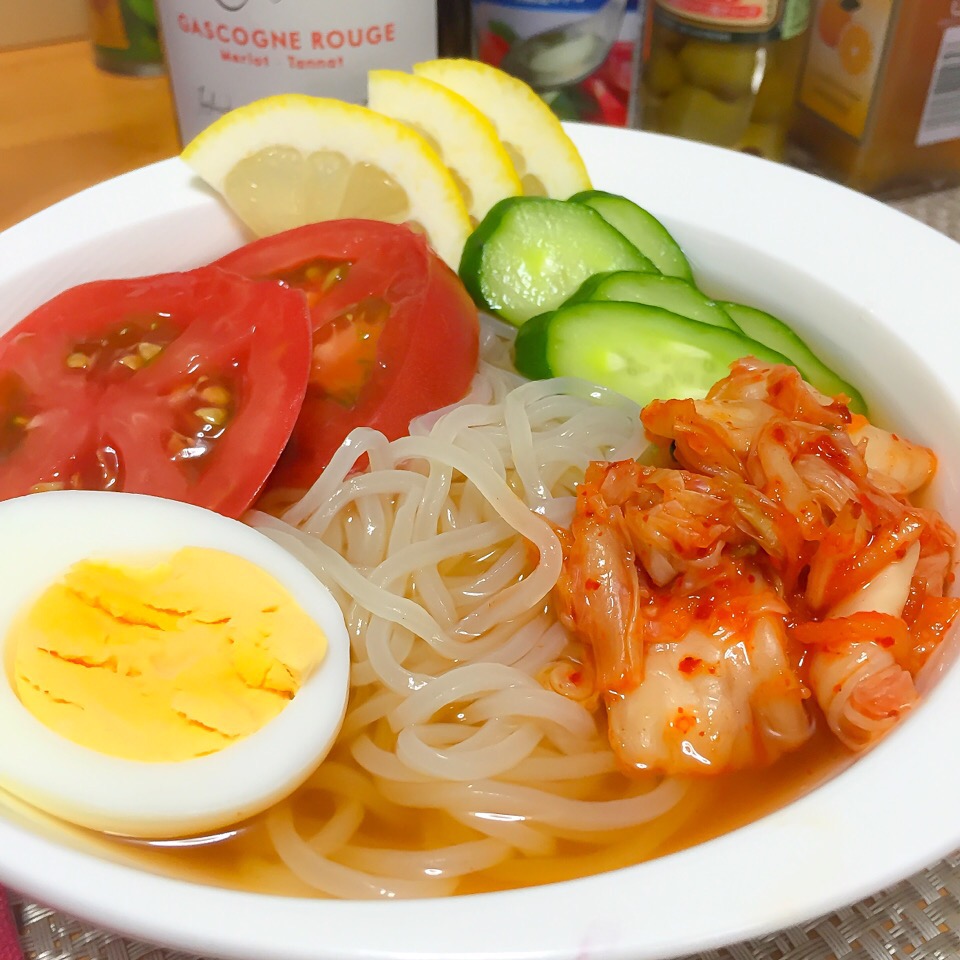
[633,0,811,161]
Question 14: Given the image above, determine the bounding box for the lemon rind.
[367,70,522,222]
[181,94,471,268]
[413,59,592,199]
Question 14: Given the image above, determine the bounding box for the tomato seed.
[66,353,90,369]
[195,406,227,426]
[199,385,231,405]
[118,355,144,371]
[137,342,162,361]
[30,482,65,493]
[318,264,348,294]
[167,432,193,457]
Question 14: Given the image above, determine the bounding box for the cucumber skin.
[720,301,867,415]
[458,196,510,316]
[568,270,740,332]
[513,311,555,381]
[458,196,530,319]
[569,189,694,282]
[514,301,794,406]
[568,271,635,303]
[458,196,655,326]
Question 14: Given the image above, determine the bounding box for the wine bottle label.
[471,0,643,126]
[654,0,809,41]
[156,0,439,143]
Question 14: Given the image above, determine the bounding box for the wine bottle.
[156,0,475,142]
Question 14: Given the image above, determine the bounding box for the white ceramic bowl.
[1,124,960,960]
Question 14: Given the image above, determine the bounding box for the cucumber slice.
[514,300,793,410]
[569,190,694,281]
[570,271,740,331]
[720,301,867,414]
[459,197,657,327]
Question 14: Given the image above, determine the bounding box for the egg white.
[0,489,350,839]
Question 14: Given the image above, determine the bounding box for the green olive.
[639,95,663,130]
[751,66,797,123]
[736,121,787,161]
[677,41,759,101]
[654,23,686,53]
[657,84,753,147]
[643,47,684,98]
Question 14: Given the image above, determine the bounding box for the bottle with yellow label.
[633,0,812,162]
[789,0,960,197]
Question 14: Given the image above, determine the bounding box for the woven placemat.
[9,185,960,960]
[892,187,960,239]
[10,848,960,960]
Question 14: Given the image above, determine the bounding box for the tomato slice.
[213,220,479,492]
[0,266,311,517]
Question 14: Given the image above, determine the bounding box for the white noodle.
[250,336,674,898]
[267,804,457,899]
[449,811,557,856]
[350,734,432,783]
[378,778,687,832]
[306,800,364,854]
[462,687,597,738]
[396,723,543,780]
[339,689,400,740]
[388,663,539,730]
[499,751,618,782]
[338,838,512,879]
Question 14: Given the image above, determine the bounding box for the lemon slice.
[181,94,471,268]
[413,59,592,199]
[367,69,522,224]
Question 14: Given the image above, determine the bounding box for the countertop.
[0,39,179,232]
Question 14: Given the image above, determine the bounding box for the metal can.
[472,0,644,125]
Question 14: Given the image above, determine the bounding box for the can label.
[156,0,439,142]
[472,0,643,126]
[797,0,895,139]
[656,0,779,30]
[917,22,960,146]
[654,0,808,40]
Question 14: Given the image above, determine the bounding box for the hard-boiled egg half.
[0,490,350,839]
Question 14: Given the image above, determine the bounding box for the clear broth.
[82,719,851,898]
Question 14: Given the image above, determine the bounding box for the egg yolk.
[9,547,328,762]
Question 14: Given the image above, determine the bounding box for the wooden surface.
[0,0,87,51]
[0,40,179,232]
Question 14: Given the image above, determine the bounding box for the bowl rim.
[1,125,960,960]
